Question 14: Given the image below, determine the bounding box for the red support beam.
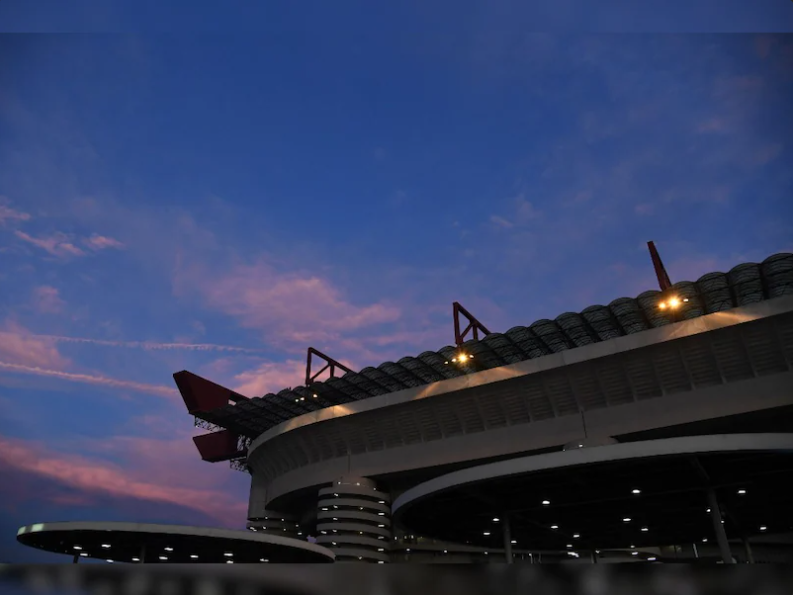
[305,347,354,386]
[453,301,491,347]
[173,371,248,414]
[647,241,673,292]
[193,430,245,463]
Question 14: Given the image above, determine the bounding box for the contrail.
[33,334,264,354]
[0,361,178,398]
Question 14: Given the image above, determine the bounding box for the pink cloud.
[489,215,513,229]
[14,230,86,257]
[83,233,125,251]
[0,321,70,369]
[33,285,65,314]
[0,201,31,226]
[0,435,247,527]
[181,259,400,346]
[35,334,263,354]
[231,359,307,396]
[0,361,177,398]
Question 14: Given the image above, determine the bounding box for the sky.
[1,1,792,563]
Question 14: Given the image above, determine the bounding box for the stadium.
[17,244,793,564]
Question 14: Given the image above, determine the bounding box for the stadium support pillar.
[502,514,513,564]
[742,538,755,564]
[706,489,735,564]
[72,553,79,564]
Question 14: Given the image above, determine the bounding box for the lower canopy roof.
[392,434,793,552]
[16,521,335,564]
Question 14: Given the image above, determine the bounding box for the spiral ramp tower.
[246,510,302,539]
[315,476,392,563]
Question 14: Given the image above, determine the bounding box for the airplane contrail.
[0,361,178,398]
[32,334,264,354]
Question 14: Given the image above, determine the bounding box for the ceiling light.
[444,549,448,553]
[106,560,113,563]
[378,500,385,504]
[573,534,580,538]
[492,517,500,522]
[641,527,648,532]
[659,302,667,310]
[132,557,140,562]
[669,297,680,308]
[378,524,385,528]
[483,531,490,536]
[542,500,550,505]
[378,512,385,516]
[623,518,631,522]
[378,548,384,552]
[737,489,746,495]
[632,489,641,494]
[631,551,638,556]
[164,547,173,552]
[510,540,516,544]
[190,555,198,559]
[648,557,657,561]
[566,544,573,548]
[322,507,328,511]
[73,546,82,550]
[224,552,233,557]
[702,538,708,543]
[760,526,767,531]
[313,394,317,398]
[551,525,559,530]
[226,560,233,564]
[159,556,168,561]
[406,548,410,552]
[101,544,111,549]
[79,553,87,557]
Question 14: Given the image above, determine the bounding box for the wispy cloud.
[35,334,264,354]
[83,233,125,251]
[0,200,31,226]
[14,230,86,257]
[0,321,70,369]
[0,436,247,527]
[32,286,65,314]
[231,359,307,396]
[0,361,177,398]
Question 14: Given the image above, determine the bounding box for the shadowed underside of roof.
[192,253,793,439]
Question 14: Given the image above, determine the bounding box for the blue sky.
[1,2,792,562]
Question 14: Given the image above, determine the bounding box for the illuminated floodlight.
[632,489,641,495]
[542,500,550,506]
[737,489,746,495]
[164,547,173,552]
[641,527,649,532]
[648,557,657,561]
[312,393,317,398]
[73,546,82,550]
[190,555,198,559]
[760,526,767,531]
[668,297,680,308]
[159,556,168,561]
[573,533,580,538]
[483,531,490,536]
[101,544,111,549]
[550,525,559,530]
[623,518,631,523]
[492,517,500,522]
[224,552,233,557]
[510,540,516,545]
[659,302,667,310]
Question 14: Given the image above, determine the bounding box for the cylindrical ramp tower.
[246,510,302,539]
[316,476,391,563]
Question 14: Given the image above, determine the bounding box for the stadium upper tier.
[176,253,793,440]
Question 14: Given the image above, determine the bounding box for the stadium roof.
[175,253,793,441]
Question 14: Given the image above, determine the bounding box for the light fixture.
[760,526,767,531]
[566,544,573,548]
[313,394,317,398]
[551,525,559,530]
[737,489,746,495]
[73,546,82,550]
[378,548,384,552]
[702,538,708,543]
[492,517,500,522]
[378,524,385,528]
[159,556,168,561]
[322,507,328,511]
[79,553,87,557]
[510,540,516,545]
[190,555,199,559]
[641,527,648,532]
[164,547,173,552]
[669,297,680,308]
[132,557,140,562]
[444,549,448,553]
[226,560,233,564]
[630,544,635,549]
[378,512,385,516]
[648,557,657,562]
[706,508,711,513]
[483,531,490,536]
[106,560,114,563]
[631,551,638,556]
[632,489,641,494]
[623,518,631,523]
[260,558,266,562]
[378,500,385,504]
[224,552,233,557]
[542,500,550,505]
[406,548,411,552]
[101,544,111,549]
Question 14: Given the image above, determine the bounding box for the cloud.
[83,233,125,251]
[0,321,70,369]
[34,334,264,354]
[489,215,514,229]
[180,258,401,347]
[231,359,307,396]
[0,361,177,398]
[14,230,86,257]
[0,200,31,226]
[0,435,247,527]
[32,286,65,314]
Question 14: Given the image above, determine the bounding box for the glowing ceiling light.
[164,547,173,552]
[632,489,641,494]
[702,538,708,543]
[106,560,114,563]
[190,555,199,559]
[573,534,580,538]
[623,518,631,523]
[760,526,767,531]
[79,553,87,557]
[132,557,140,562]
[483,531,490,536]
[73,545,82,550]
[648,557,657,561]
[224,552,233,557]
[737,489,746,495]
[542,500,550,505]
[226,560,233,564]
[492,517,500,522]
[551,525,559,530]
[159,556,168,561]
[313,394,317,398]
[101,544,111,549]
[566,544,573,548]
[631,551,638,556]
[641,527,649,532]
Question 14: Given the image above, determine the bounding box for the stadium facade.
[17,248,793,563]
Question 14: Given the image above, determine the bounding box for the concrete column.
[742,538,755,564]
[72,553,79,564]
[590,550,598,564]
[706,489,735,564]
[502,514,513,564]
